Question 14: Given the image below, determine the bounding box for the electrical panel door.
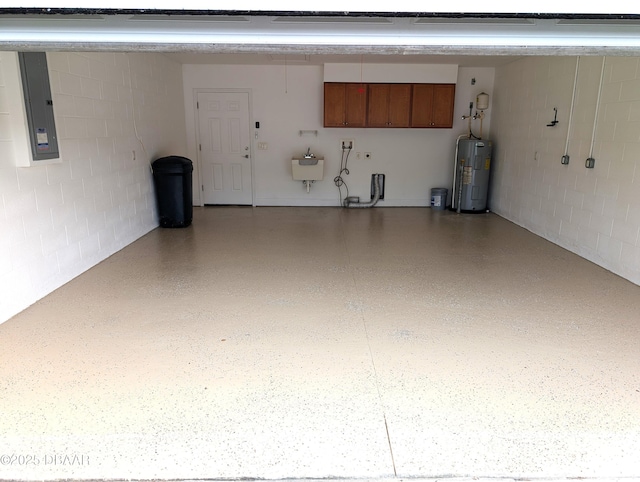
[18,52,59,161]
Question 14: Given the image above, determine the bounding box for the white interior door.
[197,92,252,205]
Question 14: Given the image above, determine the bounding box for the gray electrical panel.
[18,52,59,161]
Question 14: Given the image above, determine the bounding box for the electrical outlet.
[340,139,354,151]
[258,142,268,150]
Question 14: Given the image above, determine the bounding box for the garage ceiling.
[1,12,640,67]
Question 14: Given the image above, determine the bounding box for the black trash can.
[152,156,193,228]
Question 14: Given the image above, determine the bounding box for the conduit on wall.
[561,56,580,165]
[585,56,607,168]
[126,52,149,163]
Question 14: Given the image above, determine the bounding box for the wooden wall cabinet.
[367,84,412,128]
[323,83,367,127]
[411,83,456,128]
[324,82,455,129]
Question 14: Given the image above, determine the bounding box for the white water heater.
[452,139,493,212]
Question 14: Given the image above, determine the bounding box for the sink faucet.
[305,147,314,158]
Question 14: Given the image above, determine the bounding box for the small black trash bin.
[152,156,193,228]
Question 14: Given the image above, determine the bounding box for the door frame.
[193,88,256,207]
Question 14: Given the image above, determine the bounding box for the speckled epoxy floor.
[1,207,640,481]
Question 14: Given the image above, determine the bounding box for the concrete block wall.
[0,52,186,323]
[490,56,640,285]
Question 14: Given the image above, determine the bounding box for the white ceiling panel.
[0,12,639,67]
[0,1,639,14]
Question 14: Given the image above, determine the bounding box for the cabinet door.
[344,83,367,127]
[410,84,435,127]
[368,84,411,127]
[411,83,455,128]
[431,84,455,128]
[324,83,346,127]
[387,84,412,127]
[367,84,390,127]
[324,83,367,127]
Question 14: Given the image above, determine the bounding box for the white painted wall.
[323,63,459,83]
[490,56,640,285]
[183,63,494,207]
[0,51,186,323]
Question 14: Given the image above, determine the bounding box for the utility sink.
[292,158,324,181]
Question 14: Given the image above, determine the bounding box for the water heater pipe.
[451,135,468,212]
[461,102,473,138]
[476,110,486,139]
[456,156,464,214]
[462,93,489,140]
[474,92,489,139]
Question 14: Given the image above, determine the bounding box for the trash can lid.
[152,156,193,174]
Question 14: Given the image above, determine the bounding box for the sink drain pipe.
[344,173,382,208]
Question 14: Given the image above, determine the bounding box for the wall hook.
[547,108,559,127]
